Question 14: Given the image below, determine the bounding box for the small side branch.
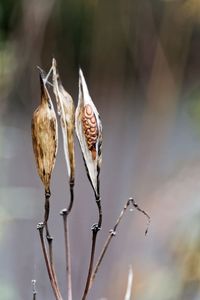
[60,181,74,300]
[32,280,37,300]
[89,198,150,290]
[82,196,102,300]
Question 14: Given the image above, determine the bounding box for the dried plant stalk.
[32,69,63,300]
[75,68,102,199]
[76,69,103,300]
[52,58,75,300]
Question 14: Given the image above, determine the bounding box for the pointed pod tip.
[79,67,83,78]
[52,57,57,68]
[79,67,86,90]
[37,66,48,99]
[37,66,46,80]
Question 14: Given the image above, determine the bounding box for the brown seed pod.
[32,70,58,192]
[75,69,102,198]
[52,58,75,184]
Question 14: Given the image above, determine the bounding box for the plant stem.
[47,235,62,299]
[62,213,72,300]
[60,181,74,300]
[37,223,63,300]
[32,280,37,300]
[44,189,51,237]
[89,198,150,290]
[43,190,63,300]
[82,196,102,300]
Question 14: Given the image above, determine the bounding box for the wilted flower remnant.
[76,69,103,300]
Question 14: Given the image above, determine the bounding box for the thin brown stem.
[46,236,63,300]
[67,181,74,214]
[37,223,63,300]
[43,190,63,300]
[60,181,74,300]
[82,196,102,300]
[61,212,72,300]
[44,189,51,237]
[89,198,150,290]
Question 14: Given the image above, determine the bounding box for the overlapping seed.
[82,104,98,160]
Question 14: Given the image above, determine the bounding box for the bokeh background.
[1,0,200,299]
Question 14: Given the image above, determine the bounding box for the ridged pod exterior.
[32,71,58,192]
[52,58,75,184]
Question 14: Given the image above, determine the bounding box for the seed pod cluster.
[32,64,102,199]
[32,71,58,192]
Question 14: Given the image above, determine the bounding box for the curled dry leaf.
[32,69,58,192]
[52,58,75,184]
[75,69,102,198]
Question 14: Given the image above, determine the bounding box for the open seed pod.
[52,58,75,184]
[32,69,58,193]
[75,69,102,199]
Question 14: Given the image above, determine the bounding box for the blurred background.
[1,0,200,299]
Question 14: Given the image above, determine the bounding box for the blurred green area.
[0,0,22,44]
[0,280,19,300]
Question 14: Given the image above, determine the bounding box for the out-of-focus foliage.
[187,89,200,133]
[0,0,22,43]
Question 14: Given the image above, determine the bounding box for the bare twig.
[82,196,102,300]
[32,280,37,300]
[43,190,63,300]
[47,235,62,300]
[37,223,63,300]
[60,181,74,300]
[89,198,150,290]
[124,266,133,300]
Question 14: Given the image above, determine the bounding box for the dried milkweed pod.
[52,58,75,185]
[75,68,102,199]
[32,69,58,224]
[77,69,103,300]
[52,58,75,300]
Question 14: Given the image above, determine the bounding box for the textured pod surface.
[32,72,58,191]
[75,69,102,197]
[82,104,98,160]
[52,58,75,183]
